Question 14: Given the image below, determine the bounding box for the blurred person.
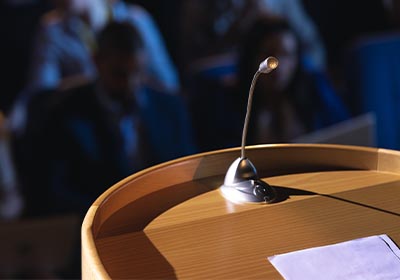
[189,17,349,150]
[237,17,349,144]
[0,112,23,220]
[23,21,195,217]
[180,0,325,73]
[256,0,326,71]
[10,0,179,135]
[30,0,179,92]
[179,0,259,72]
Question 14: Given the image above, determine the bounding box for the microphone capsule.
[258,56,279,73]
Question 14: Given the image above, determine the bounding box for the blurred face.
[95,51,146,101]
[256,31,298,93]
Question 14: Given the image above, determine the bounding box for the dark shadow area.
[270,185,316,203]
[269,184,400,218]
[320,193,400,218]
[0,215,80,279]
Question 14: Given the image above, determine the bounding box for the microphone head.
[258,56,279,73]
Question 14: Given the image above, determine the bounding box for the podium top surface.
[81,144,400,279]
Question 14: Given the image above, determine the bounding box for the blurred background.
[1,0,400,278]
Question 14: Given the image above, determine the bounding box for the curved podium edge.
[81,143,400,279]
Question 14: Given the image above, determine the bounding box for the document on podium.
[268,234,400,280]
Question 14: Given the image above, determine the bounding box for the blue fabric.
[310,70,350,130]
[347,33,400,149]
[119,115,138,159]
[136,87,196,162]
[66,118,100,161]
[197,63,238,80]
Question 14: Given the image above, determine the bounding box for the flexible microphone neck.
[240,71,260,159]
[240,57,278,159]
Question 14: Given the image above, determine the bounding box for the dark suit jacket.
[27,82,196,215]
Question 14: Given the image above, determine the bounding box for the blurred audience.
[10,0,179,135]
[21,21,195,217]
[189,17,349,151]
[179,0,325,81]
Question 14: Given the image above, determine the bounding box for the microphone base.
[220,181,276,204]
[220,157,277,204]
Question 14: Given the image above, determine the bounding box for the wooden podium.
[82,144,400,279]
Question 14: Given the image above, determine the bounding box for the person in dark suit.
[25,21,195,217]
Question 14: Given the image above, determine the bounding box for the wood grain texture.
[81,144,400,279]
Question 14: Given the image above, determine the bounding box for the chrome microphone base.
[220,157,277,204]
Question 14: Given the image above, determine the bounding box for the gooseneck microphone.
[241,56,279,159]
[220,57,279,204]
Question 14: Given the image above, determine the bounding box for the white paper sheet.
[268,234,400,280]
